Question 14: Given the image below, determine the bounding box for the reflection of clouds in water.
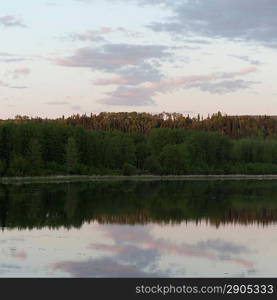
[195,239,249,255]
[51,225,163,277]
[98,225,254,269]
[116,246,158,269]
[0,264,21,269]
[91,244,160,271]
[52,258,161,277]
[0,264,22,276]
[0,238,24,244]
[100,225,152,245]
[1,248,27,261]
[52,225,254,277]
[12,250,27,261]
[142,240,254,270]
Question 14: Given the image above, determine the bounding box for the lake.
[0,180,277,277]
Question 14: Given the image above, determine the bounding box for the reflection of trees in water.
[0,181,277,230]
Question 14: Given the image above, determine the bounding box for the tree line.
[4,111,277,139]
[1,121,277,176]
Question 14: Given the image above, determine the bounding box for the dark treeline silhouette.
[1,181,277,230]
[3,111,277,138]
[2,119,277,176]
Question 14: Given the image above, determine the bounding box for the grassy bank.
[2,174,277,184]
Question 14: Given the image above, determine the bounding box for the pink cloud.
[143,66,257,92]
[221,66,257,78]
[14,67,31,75]
[101,66,258,106]
[69,27,113,42]
[99,27,113,34]
[0,15,26,28]
[0,80,9,87]
[94,77,128,85]
[239,66,257,74]
[7,67,31,79]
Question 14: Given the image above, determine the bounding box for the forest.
[1,112,277,176]
[4,111,277,138]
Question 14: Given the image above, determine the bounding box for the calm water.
[0,180,277,277]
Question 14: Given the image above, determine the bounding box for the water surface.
[0,181,277,277]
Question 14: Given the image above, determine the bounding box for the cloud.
[55,44,168,102]
[1,67,31,89]
[222,66,257,77]
[100,66,258,106]
[65,26,142,43]
[75,0,173,6]
[0,52,27,63]
[54,43,170,72]
[45,101,70,105]
[229,55,262,66]
[93,63,163,86]
[0,58,26,63]
[0,80,9,87]
[0,81,29,89]
[68,27,113,42]
[46,2,59,6]
[71,105,82,110]
[190,79,259,94]
[147,0,277,47]
[142,66,257,91]
[9,67,31,79]
[183,39,212,45]
[0,52,15,56]
[94,77,128,86]
[9,86,28,89]
[3,67,31,83]
[0,15,26,28]
[101,85,156,106]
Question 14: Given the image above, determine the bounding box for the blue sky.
[1,0,277,118]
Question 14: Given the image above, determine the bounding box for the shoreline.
[1,174,277,184]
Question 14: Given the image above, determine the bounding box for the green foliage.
[148,128,188,155]
[103,132,135,169]
[65,137,79,174]
[232,138,277,165]
[27,139,43,175]
[0,160,6,176]
[159,144,188,174]
[143,156,162,175]
[185,131,232,168]
[122,163,137,176]
[1,122,277,176]
[7,155,28,176]
[135,142,151,169]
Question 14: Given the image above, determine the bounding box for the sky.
[1,0,277,118]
